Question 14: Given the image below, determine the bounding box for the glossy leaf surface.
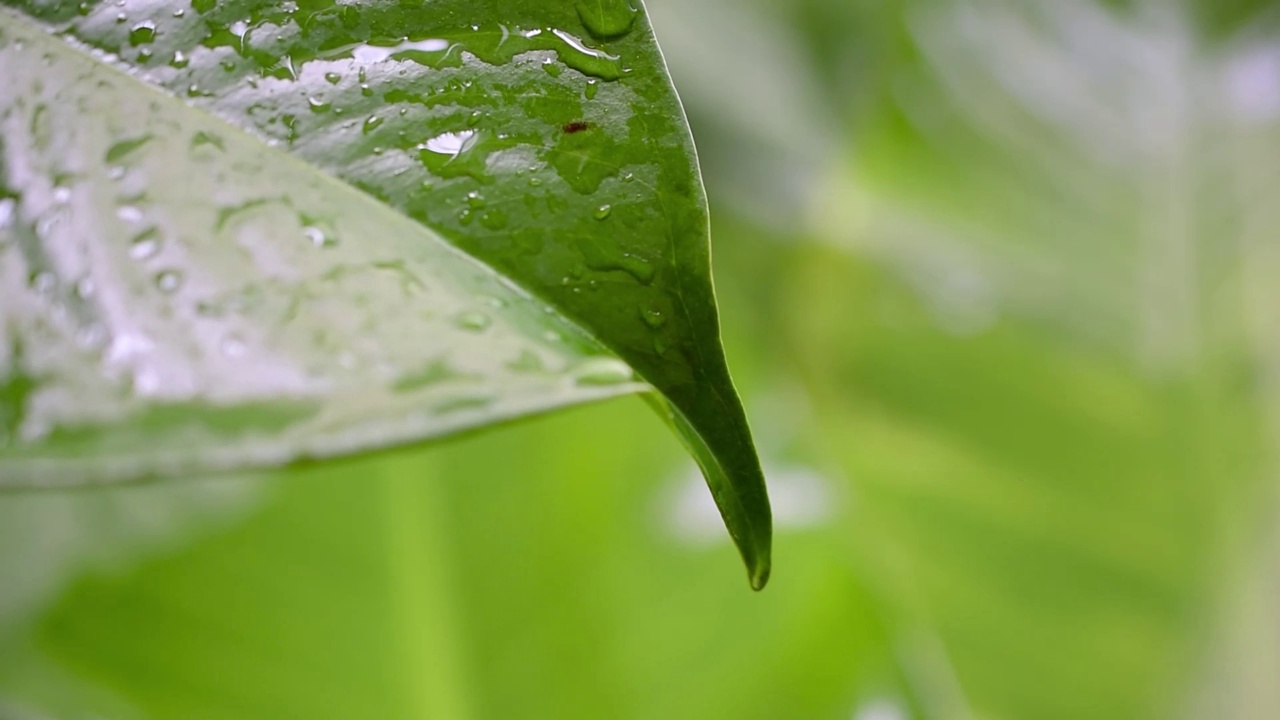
[0,0,770,584]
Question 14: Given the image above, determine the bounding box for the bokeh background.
[4,0,1280,718]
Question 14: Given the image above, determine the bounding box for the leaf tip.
[749,560,771,592]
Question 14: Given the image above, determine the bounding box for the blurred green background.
[4,0,1280,718]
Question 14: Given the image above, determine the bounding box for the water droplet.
[360,83,374,97]
[594,204,612,220]
[29,271,56,295]
[154,270,183,293]
[308,97,332,113]
[75,277,96,299]
[170,50,190,68]
[572,357,634,386]
[116,205,144,223]
[324,72,342,84]
[466,191,486,210]
[0,198,16,230]
[220,334,247,358]
[576,0,638,39]
[456,311,491,331]
[362,115,383,134]
[467,111,483,127]
[129,20,156,46]
[528,177,544,187]
[421,130,476,156]
[550,28,622,80]
[130,228,161,260]
[586,252,655,284]
[585,80,598,100]
[507,350,544,373]
[302,225,335,248]
[479,210,508,230]
[641,306,666,328]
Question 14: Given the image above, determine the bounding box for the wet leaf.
[0,0,771,586]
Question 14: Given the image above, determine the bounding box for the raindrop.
[324,71,342,84]
[116,205,144,223]
[456,311,491,331]
[220,334,247,358]
[129,20,156,46]
[130,228,161,260]
[479,210,508,230]
[0,198,15,230]
[29,271,56,295]
[75,277,96,299]
[575,0,638,39]
[155,270,183,293]
[308,97,332,113]
[170,50,189,68]
[571,357,634,386]
[594,204,612,220]
[640,306,665,328]
[585,79,598,100]
[362,115,383,134]
[466,191,486,209]
[421,130,476,156]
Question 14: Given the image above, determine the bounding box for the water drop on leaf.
[455,311,491,332]
[154,270,183,293]
[571,357,634,386]
[128,21,156,46]
[575,0,637,39]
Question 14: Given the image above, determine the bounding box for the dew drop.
[154,269,183,293]
[170,50,190,68]
[303,225,335,248]
[575,0,638,39]
[129,20,156,46]
[362,115,383,134]
[116,205,144,223]
[572,357,634,386]
[220,334,247,358]
[130,228,161,260]
[640,306,666,328]
[324,71,342,84]
[456,311,491,331]
[29,271,56,295]
[479,210,508,230]
[594,204,612,220]
[308,97,332,113]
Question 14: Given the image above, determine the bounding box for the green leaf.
[0,1,770,586]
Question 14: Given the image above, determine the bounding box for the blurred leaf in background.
[5,0,1280,719]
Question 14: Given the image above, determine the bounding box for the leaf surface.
[0,0,770,584]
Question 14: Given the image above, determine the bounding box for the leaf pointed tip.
[749,561,771,592]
